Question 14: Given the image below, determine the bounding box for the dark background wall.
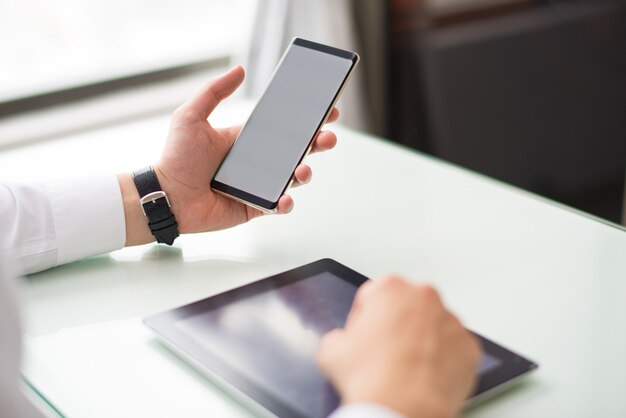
[387,0,626,223]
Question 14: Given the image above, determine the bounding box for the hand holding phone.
[146,64,342,242]
[211,38,359,212]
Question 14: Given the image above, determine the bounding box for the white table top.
[1,109,625,418]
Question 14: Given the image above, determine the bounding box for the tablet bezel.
[144,258,537,417]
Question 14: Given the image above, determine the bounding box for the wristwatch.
[132,166,179,245]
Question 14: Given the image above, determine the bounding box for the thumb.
[182,65,245,121]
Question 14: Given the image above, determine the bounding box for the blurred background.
[0,0,625,224]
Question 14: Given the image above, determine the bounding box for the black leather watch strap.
[132,166,179,245]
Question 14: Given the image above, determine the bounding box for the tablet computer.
[144,259,537,418]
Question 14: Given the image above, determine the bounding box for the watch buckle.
[140,191,170,216]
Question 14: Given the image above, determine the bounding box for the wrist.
[342,390,454,418]
[117,173,155,246]
[131,166,180,245]
[152,165,179,221]
[331,403,407,418]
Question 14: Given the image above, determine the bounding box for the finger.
[276,194,294,214]
[316,328,344,371]
[326,107,340,124]
[291,164,312,188]
[353,275,405,309]
[347,277,408,328]
[181,66,245,121]
[310,131,337,154]
[351,280,378,311]
[344,285,369,327]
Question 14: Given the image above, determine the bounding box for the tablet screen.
[173,271,501,417]
[175,272,350,417]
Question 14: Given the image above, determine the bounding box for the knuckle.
[378,274,405,289]
[416,284,441,305]
[371,275,405,300]
[172,105,197,123]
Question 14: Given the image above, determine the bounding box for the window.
[0,0,260,146]
[0,0,257,102]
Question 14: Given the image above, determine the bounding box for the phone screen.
[212,39,358,209]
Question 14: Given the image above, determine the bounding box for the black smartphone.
[211,38,359,212]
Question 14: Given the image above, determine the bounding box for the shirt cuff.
[44,175,126,265]
[328,403,406,418]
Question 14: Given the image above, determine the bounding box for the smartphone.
[211,38,359,212]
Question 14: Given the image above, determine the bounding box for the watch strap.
[132,166,179,245]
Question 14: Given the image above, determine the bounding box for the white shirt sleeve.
[328,403,407,418]
[0,175,126,275]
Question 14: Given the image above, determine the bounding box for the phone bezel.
[210,37,360,212]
